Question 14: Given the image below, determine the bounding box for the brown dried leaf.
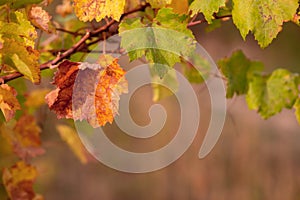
[0,84,21,122]
[28,6,54,33]
[45,60,79,119]
[2,161,43,200]
[45,58,128,127]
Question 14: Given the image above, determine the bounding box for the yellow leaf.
[167,0,188,14]
[56,124,88,164]
[0,84,21,122]
[73,0,126,22]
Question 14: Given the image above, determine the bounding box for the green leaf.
[0,11,40,84]
[218,50,264,98]
[294,98,300,124]
[119,8,196,78]
[189,0,226,23]
[1,38,40,84]
[146,0,172,8]
[0,0,43,8]
[246,69,299,119]
[232,0,298,48]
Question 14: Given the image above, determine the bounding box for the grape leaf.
[2,161,42,200]
[29,6,54,33]
[0,84,21,122]
[45,58,128,128]
[189,0,226,23]
[218,50,264,98]
[232,0,298,47]
[73,0,125,22]
[119,8,196,78]
[294,98,300,124]
[246,69,299,119]
[56,124,88,164]
[146,0,172,8]
[0,11,40,84]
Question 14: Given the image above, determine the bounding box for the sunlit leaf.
[232,0,298,47]
[189,0,226,23]
[56,124,88,164]
[73,0,126,22]
[0,11,40,84]
[218,50,264,98]
[0,84,21,122]
[120,8,195,78]
[45,57,128,127]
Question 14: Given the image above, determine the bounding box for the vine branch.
[1,4,232,84]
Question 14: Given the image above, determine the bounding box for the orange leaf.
[0,84,21,122]
[2,161,43,200]
[45,58,128,127]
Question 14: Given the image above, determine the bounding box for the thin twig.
[1,4,149,84]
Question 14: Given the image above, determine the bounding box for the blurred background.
[1,2,300,200]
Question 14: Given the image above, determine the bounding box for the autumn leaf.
[56,124,88,164]
[3,161,43,200]
[0,115,45,159]
[29,6,54,33]
[45,57,128,127]
[73,0,126,22]
[0,84,21,122]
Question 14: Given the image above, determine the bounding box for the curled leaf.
[29,6,54,33]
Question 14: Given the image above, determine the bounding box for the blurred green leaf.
[218,50,263,98]
[246,69,299,118]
